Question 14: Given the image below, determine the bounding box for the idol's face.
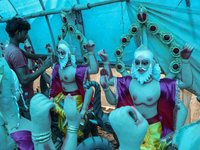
[58,48,66,61]
[134,57,150,74]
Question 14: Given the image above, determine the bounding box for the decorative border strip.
[114,77,118,107]
[57,11,89,65]
[114,5,183,75]
[173,79,181,130]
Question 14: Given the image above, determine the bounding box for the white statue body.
[129,79,160,119]
[99,43,194,149]
[52,39,99,120]
[0,58,32,149]
[59,65,78,92]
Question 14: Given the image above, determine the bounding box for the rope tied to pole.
[72,5,83,25]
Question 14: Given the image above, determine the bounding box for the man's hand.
[30,94,55,134]
[109,106,148,150]
[64,94,81,127]
[98,49,109,62]
[100,68,109,89]
[42,56,52,70]
[85,40,95,53]
[180,43,194,60]
[37,58,43,69]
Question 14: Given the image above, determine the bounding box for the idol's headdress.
[134,44,153,62]
[58,39,76,68]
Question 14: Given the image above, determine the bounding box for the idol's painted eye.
[142,60,149,66]
[61,51,66,55]
[135,60,140,65]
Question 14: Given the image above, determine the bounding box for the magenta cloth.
[10,130,34,150]
[50,63,93,109]
[4,44,34,99]
[116,77,176,138]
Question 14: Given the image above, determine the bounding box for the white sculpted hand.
[30,94,55,134]
[180,43,194,60]
[109,106,149,150]
[85,40,95,53]
[100,68,109,89]
[63,94,81,127]
[98,49,109,62]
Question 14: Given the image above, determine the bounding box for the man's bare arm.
[25,52,48,61]
[16,56,52,85]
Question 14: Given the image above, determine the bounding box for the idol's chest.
[129,80,161,104]
[59,67,76,83]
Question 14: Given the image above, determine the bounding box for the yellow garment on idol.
[141,121,166,150]
[53,92,84,138]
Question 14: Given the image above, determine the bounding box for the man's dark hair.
[5,17,31,37]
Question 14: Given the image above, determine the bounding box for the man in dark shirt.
[4,17,52,120]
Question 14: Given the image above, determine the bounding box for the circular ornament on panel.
[159,32,174,45]
[146,21,159,35]
[169,43,181,58]
[129,23,141,36]
[114,46,124,59]
[137,5,148,24]
[169,58,182,74]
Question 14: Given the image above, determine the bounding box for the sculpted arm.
[30,94,56,150]
[100,68,116,105]
[98,49,129,77]
[62,94,81,150]
[178,43,193,89]
[98,50,117,105]
[86,40,99,74]
[175,100,188,130]
[80,87,93,119]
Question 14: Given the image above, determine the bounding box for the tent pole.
[39,0,56,52]
[7,0,19,16]
[185,0,191,7]
[0,0,129,23]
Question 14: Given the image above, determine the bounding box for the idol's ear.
[152,59,156,68]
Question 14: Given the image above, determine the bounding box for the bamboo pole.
[8,0,19,16]
[39,0,56,52]
[0,0,129,23]
[185,0,191,7]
